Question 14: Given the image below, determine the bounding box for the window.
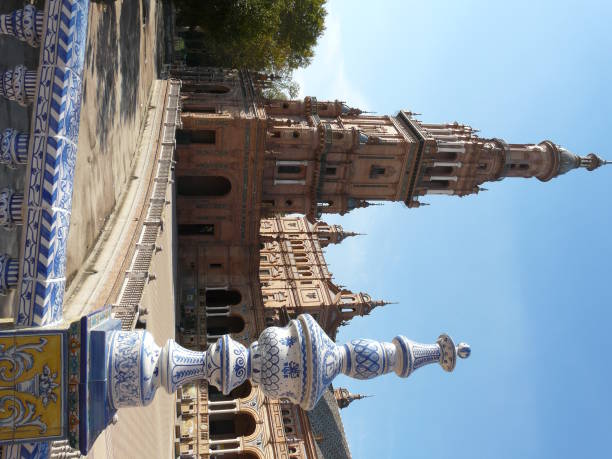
[178,176,231,197]
[429,179,449,189]
[282,102,289,109]
[278,165,302,174]
[189,84,230,94]
[425,166,453,175]
[209,263,222,269]
[285,199,293,206]
[370,165,386,178]
[325,167,337,176]
[207,315,245,335]
[178,224,214,235]
[186,106,216,113]
[193,130,216,144]
[292,131,300,138]
[260,269,271,276]
[175,129,216,145]
[209,412,255,440]
[206,289,242,306]
[436,151,457,161]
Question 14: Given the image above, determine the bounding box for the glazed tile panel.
[16,0,89,327]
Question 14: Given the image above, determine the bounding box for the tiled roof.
[307,386,352,459]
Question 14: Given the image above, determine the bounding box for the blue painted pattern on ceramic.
[14,0,90,327]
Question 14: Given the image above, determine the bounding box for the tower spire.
[263,98,606,216]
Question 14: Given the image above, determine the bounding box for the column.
[206,305,230,317]
[0,254,19,295]
[426,189,455,195]
[433,162,461,168]
[0,187,24,229]
[1,128,29,167]
[0,65,37,106]
[0,5,43,47]
[274,179,306,185]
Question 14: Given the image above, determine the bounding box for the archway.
[207,315,245,336]
[206,289,242,306]
[209,412,256,440]
[178,176,231,197]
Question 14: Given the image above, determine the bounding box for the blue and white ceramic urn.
[107,314,470,410]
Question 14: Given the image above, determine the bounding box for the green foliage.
[173,0,327,72]
[261,71,301,100]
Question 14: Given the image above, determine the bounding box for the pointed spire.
[333,387,374,409]
[341,103,364,116]
[370,300,397,308]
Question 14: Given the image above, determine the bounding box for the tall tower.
[261,98,608,217]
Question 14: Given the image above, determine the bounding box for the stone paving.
[66,0,162,287]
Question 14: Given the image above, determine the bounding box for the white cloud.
[293,7,370,110]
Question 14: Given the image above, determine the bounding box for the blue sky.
[294,1,612,458]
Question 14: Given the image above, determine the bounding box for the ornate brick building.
[170,66,607,458]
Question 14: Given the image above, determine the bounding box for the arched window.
[436,151,457,161]
[429,179,449,189]
[182,84,230,94]
[176,129,216,145]
[207,315,245,336]
[424,166,454,176]
[210,412,256,440]
[206,289,242,306]
[219,453,260,459]
[178,176,231,197]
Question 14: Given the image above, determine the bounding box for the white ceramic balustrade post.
[0,128,29,167]
[0,254,19,295]
[0,65,37,106]
[107,314,470,413]
[0,5,43,47]
[0,187,24,230]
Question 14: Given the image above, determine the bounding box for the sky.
[294,1,612,458]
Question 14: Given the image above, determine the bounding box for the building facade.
[170,66,607,459]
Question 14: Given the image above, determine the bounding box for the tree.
[173,0,327,72]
